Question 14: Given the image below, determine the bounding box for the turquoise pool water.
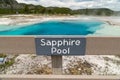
[0,20,104,35]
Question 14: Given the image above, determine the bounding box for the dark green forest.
[0,0,119,16]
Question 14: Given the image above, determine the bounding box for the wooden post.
[51,55,62,75]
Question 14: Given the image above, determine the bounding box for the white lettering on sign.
[40,39,81,47]
[39,39,81,55]
[51,47,70,54]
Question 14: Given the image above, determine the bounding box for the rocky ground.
[0,54,120,75]
[0,54,52,74]
[63,56,120,75]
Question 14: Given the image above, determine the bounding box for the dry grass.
[64,60,93,75]
[27,64,52,74]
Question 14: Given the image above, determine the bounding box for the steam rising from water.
[88,24,120,36]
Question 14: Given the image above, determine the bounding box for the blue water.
[0,20,104,35]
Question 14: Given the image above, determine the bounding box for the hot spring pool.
[0,20,105,35]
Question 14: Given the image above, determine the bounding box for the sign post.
[35,36,86,74]
[51,55,62,74]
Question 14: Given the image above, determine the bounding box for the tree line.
[0,0,116,16]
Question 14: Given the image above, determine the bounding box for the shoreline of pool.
[0,14,120,26]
